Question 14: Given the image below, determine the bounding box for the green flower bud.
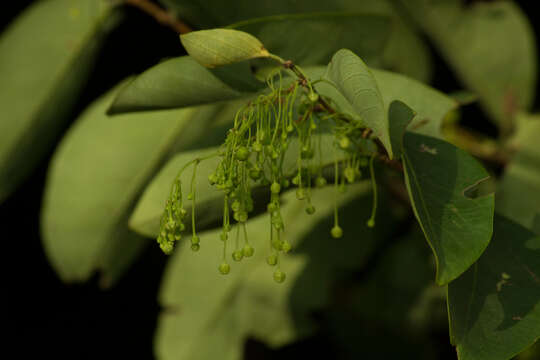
[305,205,316,215]
[160,242,173,255]
[366,219,375,228]
[220,232,228,241]
[191,235,200,245]
[308,92,319,103]
[344,167,355,183]
[267,254,278,266]
[331,225,343,239]
[281,241,292,253]
[286,124,294,133]
[236,211,248,223]
[236,146,249,161]
[231,200,241,212]
[315,176,327,187]
[232,250,244,261]
[208,173,218,185]
[166,219,176,231]
[218,262,231,274]
[253,142,263,152]
[267,202,278,213]
[191,243,200,252]
[273,270,286,283]
[272,218,283,230]
[339,136,350,149]
[242,244,254,257]
[270,182,281,194]
[296,188,306,200]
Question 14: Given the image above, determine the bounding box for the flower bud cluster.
[157,70,380,283]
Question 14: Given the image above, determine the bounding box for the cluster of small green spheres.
[157,67,380,283]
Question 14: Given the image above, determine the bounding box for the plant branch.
[123,0,191,34]
[270,55,404,172]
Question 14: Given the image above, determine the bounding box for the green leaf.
[0,0,121,203]
[41,82,222,285]
[108,57,247,114]
[396,0,537,131]
[159,0,433,81]
[110,11,392,114]
[447,214,540,360]
[373,69,458,139]
[402,132,495,285]
[108,58,454,127]
[497,114,540,234]
[308,66,457,139]
[180,28,270,68]
[155,185,378,360]
[325,49,392,158]
[230,13,392,66]
[388,100,415,159]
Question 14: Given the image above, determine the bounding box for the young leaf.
[108,56,245,114]
[447,214,540,360]
[497,114,540,234]
[402,132,495,285]
[41,82,221,285]
[395,0,537,131]
[0,0,121,203]
[325,49,392,158]
[180,28,270,68]
[310,66,458,139]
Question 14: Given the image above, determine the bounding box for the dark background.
[3,1,539,359]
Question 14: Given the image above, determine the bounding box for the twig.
[279,57,404,171]
[124,0,191,34]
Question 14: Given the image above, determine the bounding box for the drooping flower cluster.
[157,70,378,282]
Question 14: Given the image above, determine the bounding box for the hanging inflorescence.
[157,67,379,283]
